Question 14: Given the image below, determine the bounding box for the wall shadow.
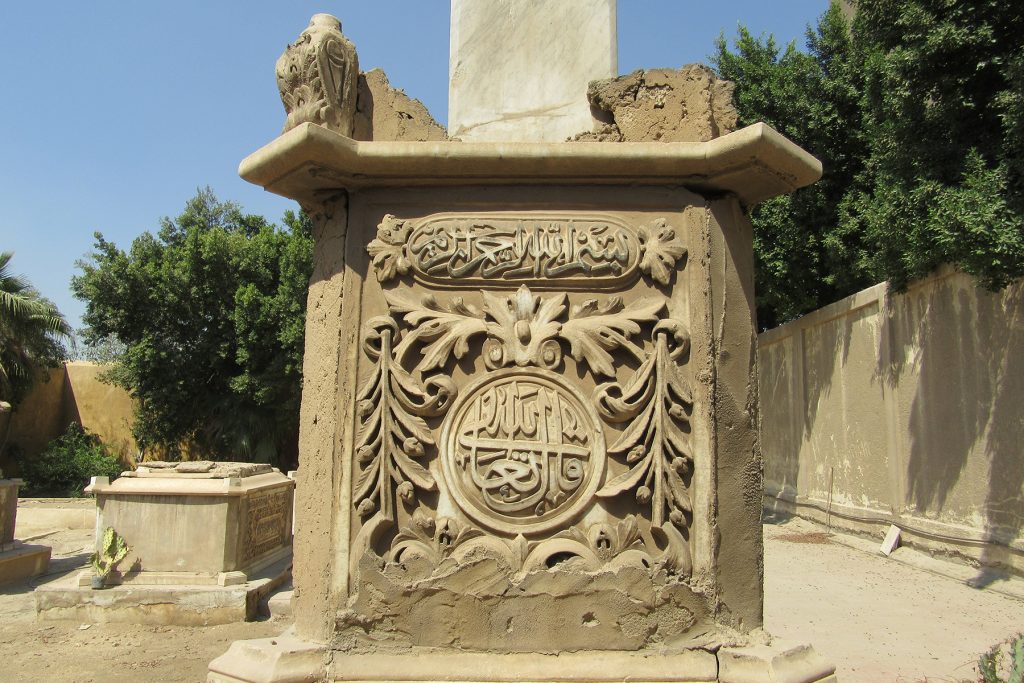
[885,273,1023,572]
[759,292,874,522]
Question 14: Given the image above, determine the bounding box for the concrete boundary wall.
[758,267,1024,573]
[0,362,137,476]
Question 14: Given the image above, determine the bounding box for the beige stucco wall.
[1,362,137,476]
[759,267,1024,572]
[63,362,137,464]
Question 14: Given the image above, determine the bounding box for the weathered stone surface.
[0,479,19,546]
[131,461,274,478]
[575,66,739,143]
[353,69,447,142]
[449,0,616,141]
[718,640,837,683]
[335,550,714,653]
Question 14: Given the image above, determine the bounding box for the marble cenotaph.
[36,463,294,625]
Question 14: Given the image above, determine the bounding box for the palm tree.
[0,251,73,407]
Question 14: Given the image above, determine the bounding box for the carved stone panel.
[440,368,606,534]
[244,487,292,561]
[341,192,711,652]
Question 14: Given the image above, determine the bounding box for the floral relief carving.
[384,513,691,579]
[559,296,665,377]
[384,285,664,377]
[366,215,412,282]
[595,320,694,528]
[389,511,485,567]
[637,218,687,286]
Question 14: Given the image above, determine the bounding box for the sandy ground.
[764,517,1024,682]
[0,518,1021,682]
[0,527,280,683]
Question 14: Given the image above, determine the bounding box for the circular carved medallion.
[440,368,605,535]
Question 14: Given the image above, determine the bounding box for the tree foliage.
[72,188,312,467]
[0,251,72,405]
[714,0,1024,327]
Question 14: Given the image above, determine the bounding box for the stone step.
[263,581,293,620]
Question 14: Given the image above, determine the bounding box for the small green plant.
[91,527,130,581]
[17,423,123,497]
[978,633,1024,683]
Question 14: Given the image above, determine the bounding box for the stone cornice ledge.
[240,121,821,206]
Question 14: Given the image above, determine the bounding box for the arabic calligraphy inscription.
[441,369,605,534]
[368,214,643,288]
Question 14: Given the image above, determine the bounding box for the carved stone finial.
[275,14,359,136]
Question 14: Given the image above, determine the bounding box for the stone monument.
[210,9,834,682]
[36,462,294,625]
[0,477,51,585]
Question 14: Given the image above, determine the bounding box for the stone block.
[0,542,50,585]
[265,582,294,619]
[213,13,831,682]
[717,641,837,683]
[449,0,616,141]
[0,479,51,585]
[34,553,290,626]
[0,478,21,544]
[208,630,326,683]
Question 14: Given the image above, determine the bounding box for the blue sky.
[1,1,827,332]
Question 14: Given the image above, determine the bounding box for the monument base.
[34,553,290,626]
[208,633,836,683]
[0,542,51,585]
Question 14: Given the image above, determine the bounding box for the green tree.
[72,188,313,468]
[715,1,1024,326]
[0,251,72,406]
[714,4,870,328]
[846,0,1024,291]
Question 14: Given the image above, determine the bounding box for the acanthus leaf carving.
[560,296,665,377]
[638,218,687,286]
[383,513,690,579]
[595,320,694,527]
[481,286,565,369]
[385,291,488,371]
[383,285,671,379]
[353,317,455,523]
[389,511,485,567]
